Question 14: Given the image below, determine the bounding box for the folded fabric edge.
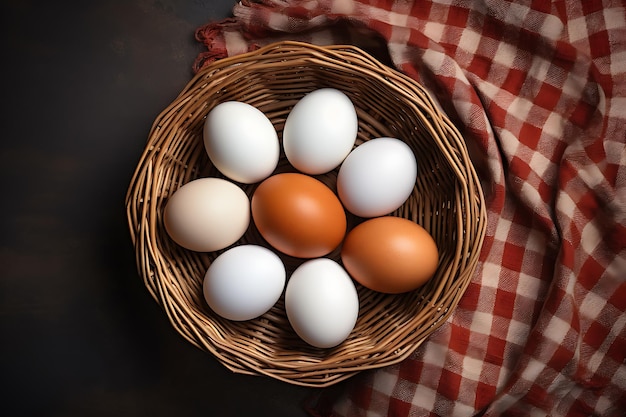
[193,18,261,72]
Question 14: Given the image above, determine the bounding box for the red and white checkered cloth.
[194,1,626,416]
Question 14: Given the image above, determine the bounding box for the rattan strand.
[125,41,487,387]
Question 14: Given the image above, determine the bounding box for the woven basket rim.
[125,40,487,387]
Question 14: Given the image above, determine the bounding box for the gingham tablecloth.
[193,1,626,416]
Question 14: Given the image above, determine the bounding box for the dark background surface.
[1,1,342,416]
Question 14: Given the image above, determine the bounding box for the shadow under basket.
[125,41,487,387]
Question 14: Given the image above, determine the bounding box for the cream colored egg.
[163,178,250,252]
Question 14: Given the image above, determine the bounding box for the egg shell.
[203,245,286,321]
[340,216,439,294]
[163,178,250,252]
[337,137,417,218]
[204,101,279,184]
[251,173,347,259]
[282,88,358,175]
[285,258,359,348]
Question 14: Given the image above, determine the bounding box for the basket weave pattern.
[126,41,486,387]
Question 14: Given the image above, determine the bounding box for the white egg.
[337,137,417,218]
[282,88,358,175]
[203,245,286,321]
[285,258,359,348]
[163,178,250,252]
[204,101,279,184]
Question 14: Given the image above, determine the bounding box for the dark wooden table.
[1,2,333,415]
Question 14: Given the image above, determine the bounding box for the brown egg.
[251,173,347,258]
[341,216,439,294]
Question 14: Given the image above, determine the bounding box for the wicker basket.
[125,41,486,387]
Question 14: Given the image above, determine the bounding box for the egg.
[285,258,359,348]
[204,101,279,184]
[340,216,439,294]
[251,173,346,258]
[163,178,250,252]
[282,88,358,175]
[337,137,418,218]
[203,245,286,321]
